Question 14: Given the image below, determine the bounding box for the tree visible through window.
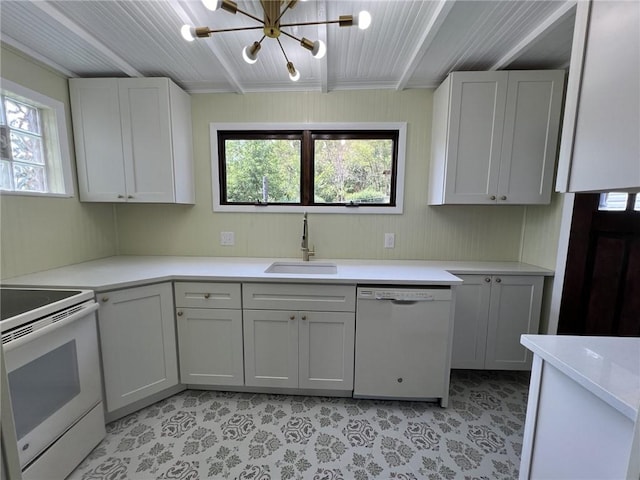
[0,95,47,192]
[0,79,73,197]
[218,129,398,208]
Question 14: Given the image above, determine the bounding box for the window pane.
[3,98,41,134]
[10,132,44,164]
[0,159,13,190]
[635,195,640,212]
[224,138,301,203]
[13,162,46,192]
[314,139,393,204]
[598,192,628,211]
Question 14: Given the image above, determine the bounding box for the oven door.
[3,302,102,468]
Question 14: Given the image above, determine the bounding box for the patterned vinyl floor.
[69,370,530,480]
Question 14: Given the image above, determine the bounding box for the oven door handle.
[3,302,99,352]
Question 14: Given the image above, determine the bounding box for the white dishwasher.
[354,286,453,407]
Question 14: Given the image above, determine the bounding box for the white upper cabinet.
[556,0,640,193]
[69,77,194,203]
[429,70,565,205]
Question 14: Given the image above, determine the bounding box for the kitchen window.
[0,78,74,196]
[211,123,406,214]
[598,192,640,212]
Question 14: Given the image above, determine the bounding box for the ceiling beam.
[490,1,577,71]
[168,0,245,94]
[1,36,77,78]
[395,0,456,91]
[31,1,143,78]
[316,0,329,93]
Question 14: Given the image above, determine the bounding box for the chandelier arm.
[234,7,265,25]
[273,2,295,25]
[276,38,291,63]
[279,29,303,43]
[205,25,266,34]
[280,19,341,28]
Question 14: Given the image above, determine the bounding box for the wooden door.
[558,193,640,335]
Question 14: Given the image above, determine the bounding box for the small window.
[598,192,640,212]
[212,123,406,214]
[0,79,73,197]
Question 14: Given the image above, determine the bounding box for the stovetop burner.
[0,288,83,321]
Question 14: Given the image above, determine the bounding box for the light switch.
[220,231,235,246]
[384,233,395,248]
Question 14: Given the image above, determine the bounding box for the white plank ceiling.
[0,0,576,93]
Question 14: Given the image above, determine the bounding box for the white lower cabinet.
[175,283,244,386]
[242,283,356,391]
[451,275,543,370]
[97,283,179,413]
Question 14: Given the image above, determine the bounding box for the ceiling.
[0,0,576,94]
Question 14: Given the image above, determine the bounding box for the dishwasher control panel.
[357,287,451,301]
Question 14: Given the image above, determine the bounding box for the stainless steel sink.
[265,262,338,274]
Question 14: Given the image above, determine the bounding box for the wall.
[0,45,117,279]
[116,89,548,262]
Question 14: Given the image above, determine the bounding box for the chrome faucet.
[301,212,315,261]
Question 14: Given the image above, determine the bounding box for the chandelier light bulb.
[242,42,261,64]
[287,62,301,81]
[356,10,372,30]
[202,0,221,11]
[312,40,326,59]
[181,25,196,42]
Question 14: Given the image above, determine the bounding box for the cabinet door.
[98,283,178,412]
[444,71,507,204]
[243,310,298,388]
[450,275,492,369]
[176,308,243,386]
[118,78,175,203]
[69,78,126,202]
[485,275,543,370]
[298,311,355,391]
[557,1,640,192]
[499,71,564,204]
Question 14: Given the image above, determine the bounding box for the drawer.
[174,282,241,309]
[242,283,356,312]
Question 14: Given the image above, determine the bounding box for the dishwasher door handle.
[373,297,435,304]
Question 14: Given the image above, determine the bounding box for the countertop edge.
[521,334,639,420]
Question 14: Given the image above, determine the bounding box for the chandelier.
[181,0,371,82]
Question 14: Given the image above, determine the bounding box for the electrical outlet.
[220,231,235,246]
[384,233,395,248]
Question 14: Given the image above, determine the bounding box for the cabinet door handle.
[397,377,403,383]
[484,277,491,283]
[101,296,109,302]
[490,195,496,200]
[495,277,502,283]
[289,315,295,320]
[500,195,507,201]
[301,315,307,321]
[127,195,134,199]
[117,195,124,199]
[177,311,183,316]
[204,293,210,299]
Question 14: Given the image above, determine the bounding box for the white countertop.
[1,255,552,291]
[521,334,640,420]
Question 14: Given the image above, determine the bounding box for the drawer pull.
[490,195,496,200]
[301,315,307,321]
[397,377,403,383]
[204,293,210,299]
[289,315,295,320]
[484,277,491,283]
[177,311,183,316]
[102,296,109,302]
[495,278,502,283]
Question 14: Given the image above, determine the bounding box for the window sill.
[0,190,74,199]
[212,204,403,214]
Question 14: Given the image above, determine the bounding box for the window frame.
[0,78,74,198]
[211,122,407,214]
